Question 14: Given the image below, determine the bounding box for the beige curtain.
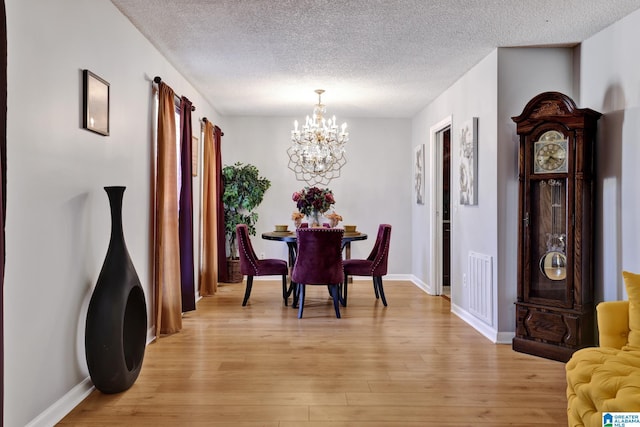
[154,82,182,335]
[199,120,219,295]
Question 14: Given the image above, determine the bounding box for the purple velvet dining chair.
[342,224,392,306]
[291,227,344,318]
[236,224,290,306]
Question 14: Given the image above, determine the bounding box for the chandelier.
[287,89,348,185]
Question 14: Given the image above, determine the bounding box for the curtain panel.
[214,125,227,283]
[154,83,182,335]
[1,0,6,421]
[199,120,225,295]
[179,97,195,312]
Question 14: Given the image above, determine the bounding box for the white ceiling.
[111,0,640,118]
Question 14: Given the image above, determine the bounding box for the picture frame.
[459,117,478,205]
[82,69,110,136]
[414,144,425,205]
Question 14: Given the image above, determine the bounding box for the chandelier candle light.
[287,89,349,186]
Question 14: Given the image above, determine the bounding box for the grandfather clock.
[512,92,601,362]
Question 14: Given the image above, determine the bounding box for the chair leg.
[282,275,289,306]
[291,281,299,308]
[342,273,349,307]
[372,277,380,299]
[330,284,341,318]
[297,283,305,318]
[375,276,388,306]
[242,276,254,306]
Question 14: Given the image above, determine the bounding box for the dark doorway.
[442,128,451,294]
[1,0,7,424]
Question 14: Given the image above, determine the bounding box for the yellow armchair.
[597,300,629,349]
[566,271,640,427]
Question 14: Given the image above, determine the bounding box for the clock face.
[534,131,568,174]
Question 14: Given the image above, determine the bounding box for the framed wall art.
[414,144,425,205]
[82,69,110,136]
[459,117,478,205]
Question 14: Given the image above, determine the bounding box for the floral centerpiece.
[292,186,335,227]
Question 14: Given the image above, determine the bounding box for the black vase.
[85,186,147,393]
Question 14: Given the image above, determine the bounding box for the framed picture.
[459,117,478,205]
[192,135,199,176]
[414,144,425,205]
[82,70,110,136]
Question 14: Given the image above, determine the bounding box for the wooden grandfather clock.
[512,92,601,362]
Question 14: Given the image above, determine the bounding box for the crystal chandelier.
[287,89,348,185]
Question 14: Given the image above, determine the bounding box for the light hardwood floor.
[59,280,568,426]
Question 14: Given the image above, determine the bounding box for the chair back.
[236,224,259,275]
[292,228,344,285]
[369,224,392,276]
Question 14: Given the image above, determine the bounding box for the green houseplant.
[222,162,271,281]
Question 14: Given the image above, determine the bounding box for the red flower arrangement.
[292,186,335,216]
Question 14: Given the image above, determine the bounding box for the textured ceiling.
[111,0,640,118]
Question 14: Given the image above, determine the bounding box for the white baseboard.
[495,331,516,344]
[25,377,94,427]
[450,302,514,344]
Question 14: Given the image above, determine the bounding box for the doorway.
[441,128,451,299]
[429,116,451,297]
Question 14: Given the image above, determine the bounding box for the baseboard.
[451,302,512,344]
[25,377,94,427]
[408,275,429,293]
[496,331,516,344]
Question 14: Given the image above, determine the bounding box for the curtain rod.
[201,118,224,136]
[153,76,196,111]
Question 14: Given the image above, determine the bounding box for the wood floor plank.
[58,280,569,425]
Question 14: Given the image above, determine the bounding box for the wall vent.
[468,251,493,325]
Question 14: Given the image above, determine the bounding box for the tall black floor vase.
[85,186,147,393]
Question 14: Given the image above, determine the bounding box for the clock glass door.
[526,177,572,306]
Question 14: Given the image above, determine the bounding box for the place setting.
[272,224,293,235]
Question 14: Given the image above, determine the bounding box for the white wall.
[579,8,640,302]
[411,47,576,340]
[496,47,575,333]
[411,51,500,336]
[4,0,223,425]
[221,116,412,273]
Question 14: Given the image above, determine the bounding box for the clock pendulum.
[539,179,566,281]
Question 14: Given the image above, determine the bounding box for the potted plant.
[222,162,271,282]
